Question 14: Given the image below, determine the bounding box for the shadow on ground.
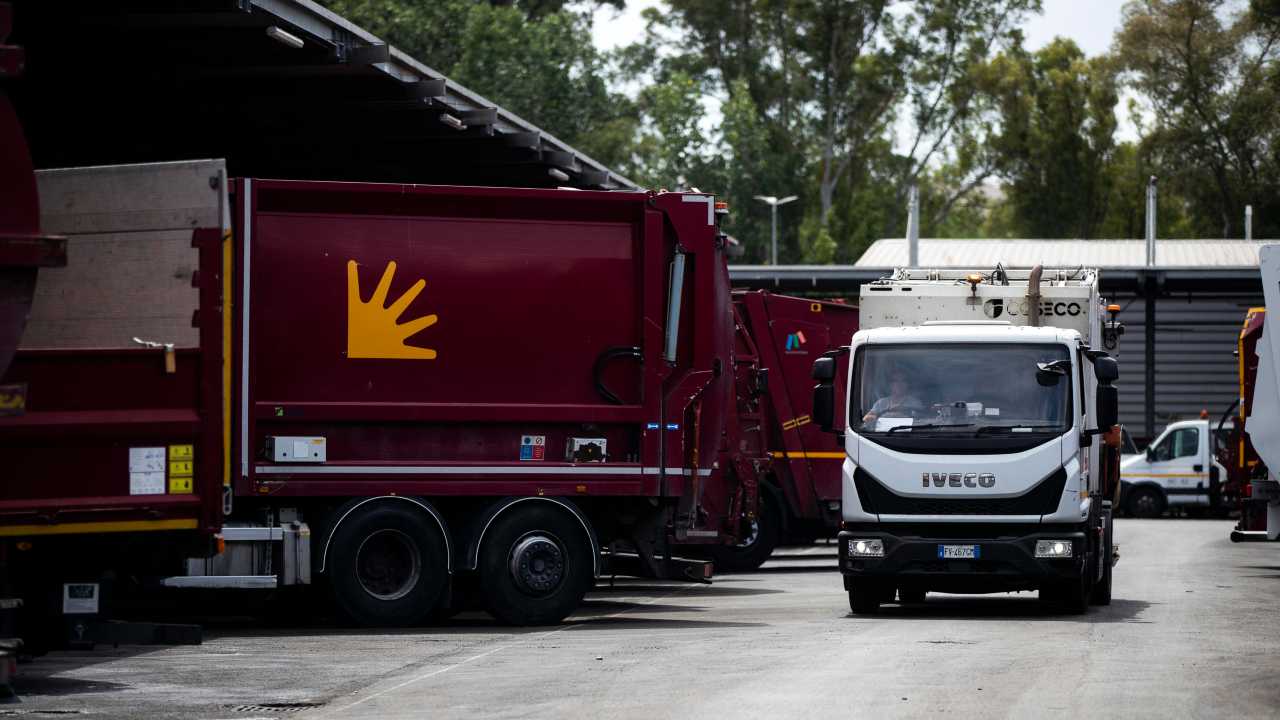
[845,595,1154,623]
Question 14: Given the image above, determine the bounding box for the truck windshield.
[852,343,1072,434]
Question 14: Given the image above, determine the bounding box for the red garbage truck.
[716,290,858,570]
[0,162,753,638]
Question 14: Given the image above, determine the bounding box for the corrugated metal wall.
[1109,293,1262,442]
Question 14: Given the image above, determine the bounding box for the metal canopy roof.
[732,239,1270,296]
[855,238,1270,268]
[8,0,635,190]
[729,265,1263,296]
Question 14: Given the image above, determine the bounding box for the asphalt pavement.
[9,519,1280,719]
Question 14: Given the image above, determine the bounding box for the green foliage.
[322,0,637,169]
[318,0,1280,258]
[1117,0,1280,238]
[980,38,1121,237]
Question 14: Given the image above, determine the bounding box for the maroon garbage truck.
[0,161,755,638]
[716,290,858,570]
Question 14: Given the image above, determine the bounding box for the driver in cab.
[862,369,923,428]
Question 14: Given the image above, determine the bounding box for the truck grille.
[854,467,1067,516]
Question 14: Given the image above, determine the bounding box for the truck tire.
[1090,556,1113,606]
[328,502,449,627]
[478,504,594,626]
[1126,486,1165,518]
[1041,570,1090,615]
[1090,520,1114,606]
[712,494,781,572]
[848,583,883,615]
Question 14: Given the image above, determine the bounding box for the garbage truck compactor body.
[0,164,753,636]
[812,267,1124,613]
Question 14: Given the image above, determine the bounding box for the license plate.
[938,544,980,559]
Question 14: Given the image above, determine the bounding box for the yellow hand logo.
[346,260,439,360]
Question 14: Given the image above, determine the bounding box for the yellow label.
[169,444,194,460]
[168,476,193,494]
[169,460,194,476]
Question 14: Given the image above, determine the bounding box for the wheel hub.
[355,529,422,601]
[509,534,565,596]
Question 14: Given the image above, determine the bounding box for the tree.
[322,1,639,170]
[645,0,1039,260]
[981,38,1121,238]
[1117,0,1280,237]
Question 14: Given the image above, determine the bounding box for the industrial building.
[731,238,1267,443]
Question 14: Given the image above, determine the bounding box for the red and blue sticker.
[519,435,545,461]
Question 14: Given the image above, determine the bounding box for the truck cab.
[813,267,1123,614]
[1120,419,1228,517]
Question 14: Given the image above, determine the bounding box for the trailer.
[0,161,752,641]
[0,0,66,681]
[715,291,858,570]
[1235,245,1280,542]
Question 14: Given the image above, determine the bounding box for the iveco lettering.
[811,266,1126,614]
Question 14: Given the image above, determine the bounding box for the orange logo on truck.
[346,260,438,360]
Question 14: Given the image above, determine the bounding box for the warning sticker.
[130,471,165,495]
[128,447,166,495]
[519,435,546,461]
[128,447,165,473]
[168,476,193,494]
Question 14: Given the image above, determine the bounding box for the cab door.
[1149,424,1207,506]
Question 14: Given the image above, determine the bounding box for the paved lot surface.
[9,519,1280,719]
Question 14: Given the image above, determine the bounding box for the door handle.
[1193,464,1204,472]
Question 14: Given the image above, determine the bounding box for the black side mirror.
[813,382,836,433]
[1146,446,1156,461]
[1092,355,1119,383]
[1096,383,1119,429]
[1036,370,1062,386]
[811,351,847,434]
[812,356,836,382]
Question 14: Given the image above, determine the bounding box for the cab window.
[1152,427,1199,461]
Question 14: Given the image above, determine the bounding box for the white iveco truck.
[811,267,1124,613]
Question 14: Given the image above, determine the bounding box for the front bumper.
[838,526,1085,593]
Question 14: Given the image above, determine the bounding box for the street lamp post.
[754,194,798,265]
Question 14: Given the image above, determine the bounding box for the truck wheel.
[1090,525,1114,606]
[1041,572,1090,615]
[712,495,781,572]
[1090,557,1113,606]
[478,504,594,626]
[328,502,449,627]
[848,583,883,615]
[1126,486,1165,518]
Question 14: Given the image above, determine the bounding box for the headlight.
[848,538,885,557]
[1034,539,1074,558]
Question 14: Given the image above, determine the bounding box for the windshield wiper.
[887,423,975,434]
[975,424,1060,436]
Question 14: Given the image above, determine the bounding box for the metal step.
[161,575,277,589]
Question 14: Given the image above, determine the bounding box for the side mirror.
[1092,355,1119,384]
[813,382,836,433]
[1096,383,1118,430]
[1036,369,1063,386]
[1146,446,1156,462]
[812,356,836,382]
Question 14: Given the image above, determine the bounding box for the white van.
[1119,419,1228,517]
